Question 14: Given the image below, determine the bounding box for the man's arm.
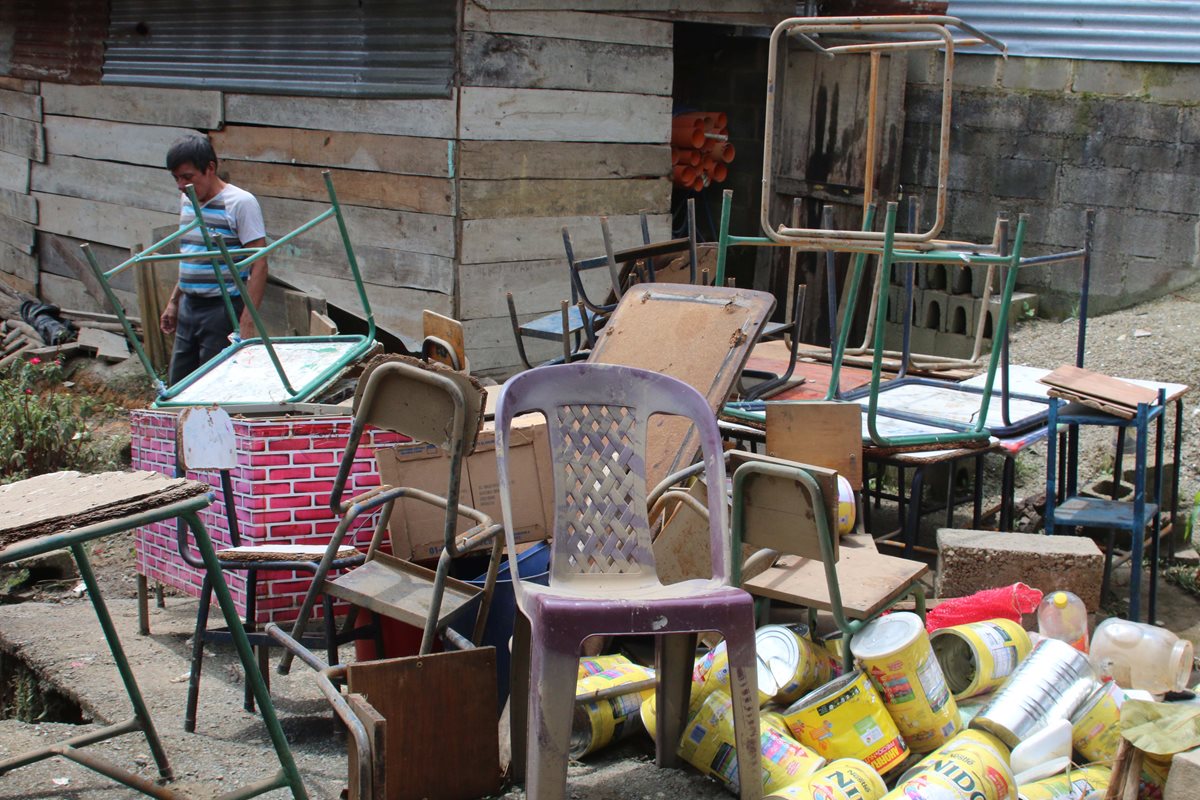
[239,239,268,340]
[160,284,182,334]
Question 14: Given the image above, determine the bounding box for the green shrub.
[0,357,97,483]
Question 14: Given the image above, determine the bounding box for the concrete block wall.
[901,52,1200,317]
[131,409,404,623]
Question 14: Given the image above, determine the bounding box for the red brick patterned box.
[131,409,404,623]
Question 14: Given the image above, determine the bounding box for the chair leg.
[323,594,340,666]
[655,632,698,769]
[525,633,579,800]
[509,610,531,783]
[244,570,260,714]
[137,574,150,636]
[185,576,214,734]
[719,611,764,800]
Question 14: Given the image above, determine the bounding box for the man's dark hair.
[166,134,218,173]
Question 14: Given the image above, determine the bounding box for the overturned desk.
[0,471,307,799]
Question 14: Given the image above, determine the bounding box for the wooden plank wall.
[0,76,42,298]
[457,3,675,374]
[25,82,455,341]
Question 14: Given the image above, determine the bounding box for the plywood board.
[170,339,366,405]
[851,382,1046,433]
[222,160,452,216]
[0,88,43,122]
[744,540,928,619]
[462,5,673,47]
[212,125,450,177]
[588,284,775,487]
[767,401,864,490]
[461,32,672,95]
[459,176,669,219]
[0,77,39,94]
[268,237,454,296]
[42,273,136,316]
[136,245,178,373]
[476,0,784,9]
[459,87,671,143]
[345,693,386,800]
[40,83,223,129]
[33,192,177,250]
[347,649,500,800]
[0,151,30,193]
[422,310,466,369]
[0,240,36,284]
[260,195,455,259]
[32,153,178,214]
[0,471,208,551]
[1039,365,1157,416]
[224,93,456,139]
[78,326,131,361]
[460,212,668,264]
[43,116,197,168]
[459,140,669,180]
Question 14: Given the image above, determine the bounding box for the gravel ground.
[2,283,1199,799]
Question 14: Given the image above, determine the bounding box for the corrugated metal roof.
[3,0,107,84]
[947,0,1200,63]
[103,0,454,98]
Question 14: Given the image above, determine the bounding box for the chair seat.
[325,550,482,630]
[744,548,928,620]
[216,544,361,563]
[525,576,739,605]
[1052,496,1159,530]
[519,305,596,340]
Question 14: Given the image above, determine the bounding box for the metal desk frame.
[0,493,308,799]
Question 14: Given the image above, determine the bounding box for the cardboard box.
[376,413,554,560]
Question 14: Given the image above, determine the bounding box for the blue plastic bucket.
[453,542,550,710]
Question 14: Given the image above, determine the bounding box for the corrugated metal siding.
[103,0,454,98]
[947,0,1200,63]
[3,0,107,84]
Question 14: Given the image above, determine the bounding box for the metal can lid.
[850,612,924,660]
[756,625,802,696]
[783,670,863,715]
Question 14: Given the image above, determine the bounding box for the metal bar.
[213,234,298,396]
[101,220,200,278]
[81,242,164,396]
[182,510,308,799]
[576,678,658,705]
[0,717,139,774]
[134,246,258,265]
[324,171,376,343]
[824,37,986,54]
[824,206,877,401]
[822,206,839,347]
[53,744,182,799]
[601,216,623,300]
[716,189,734,288]
[863,50,881,218]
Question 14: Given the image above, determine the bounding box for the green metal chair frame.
[82,171,376,408]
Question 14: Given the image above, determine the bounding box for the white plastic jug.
[1036,591,1089,652]
[1089,618,1194,694]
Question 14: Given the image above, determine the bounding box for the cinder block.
[1070,60,1146,97]
[999,58,1072,92]
[919,289,950,332]
[918,263,948,291]
[946,294,977,336]
[1166,747,1200,800]
[935,528,1105,611]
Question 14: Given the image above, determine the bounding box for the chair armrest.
[648,488,711,523]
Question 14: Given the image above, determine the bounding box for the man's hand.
[160,301,178,335]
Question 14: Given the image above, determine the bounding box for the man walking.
[160,134,268,385]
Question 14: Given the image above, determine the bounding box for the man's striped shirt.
[178,184,266,298]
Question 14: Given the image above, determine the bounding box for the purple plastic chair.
[496,362,761,800]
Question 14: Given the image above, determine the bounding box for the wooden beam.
[224,93,456,139]
[460,212,668,263]
[274,239,455,296]
[42,273,137,315]
[32,153,178,214]
[458,140,669,180]
[0,115,44,161]
[260,196,455,259]
[0,240,36,285]
[462,4,673,47]
[459,87,671,143]
[0,77,39,94]
[458,257,616,320]
[460,176,669,219]
[0,89,43,122]
[222,160,453,216]
[44,116,196,168]
[211,125,451,178]
[33,192,177,250]
[475,0,788,10]
[461,32,672,95]
[40,83,223,129]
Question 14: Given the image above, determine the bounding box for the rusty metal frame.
[760,15,1006,250]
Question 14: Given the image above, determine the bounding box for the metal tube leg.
[1170,399,1183,561]
[244,570,260,714]
[182,512,308,799]
[509,611,531,784]
[905,468,926,558]
[1000,455,1015,532]
[71,542,173,782]
[137,574,150,636]
[185,576,213,734]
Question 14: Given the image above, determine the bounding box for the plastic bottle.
[1036,591,1089,653]
[1088,617,1194,694]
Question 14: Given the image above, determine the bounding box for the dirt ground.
[2,283,1200,798]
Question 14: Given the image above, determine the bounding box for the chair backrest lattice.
[554,402,652,577]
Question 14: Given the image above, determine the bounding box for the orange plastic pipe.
[671,119,704,148]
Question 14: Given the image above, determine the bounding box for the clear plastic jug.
[1036,591,1089,653]
[1089,617,1194,694]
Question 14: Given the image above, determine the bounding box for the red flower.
[24,388,32,394]
[29,357,40,365]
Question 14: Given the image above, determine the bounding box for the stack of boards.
[1038,365,1158,420]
